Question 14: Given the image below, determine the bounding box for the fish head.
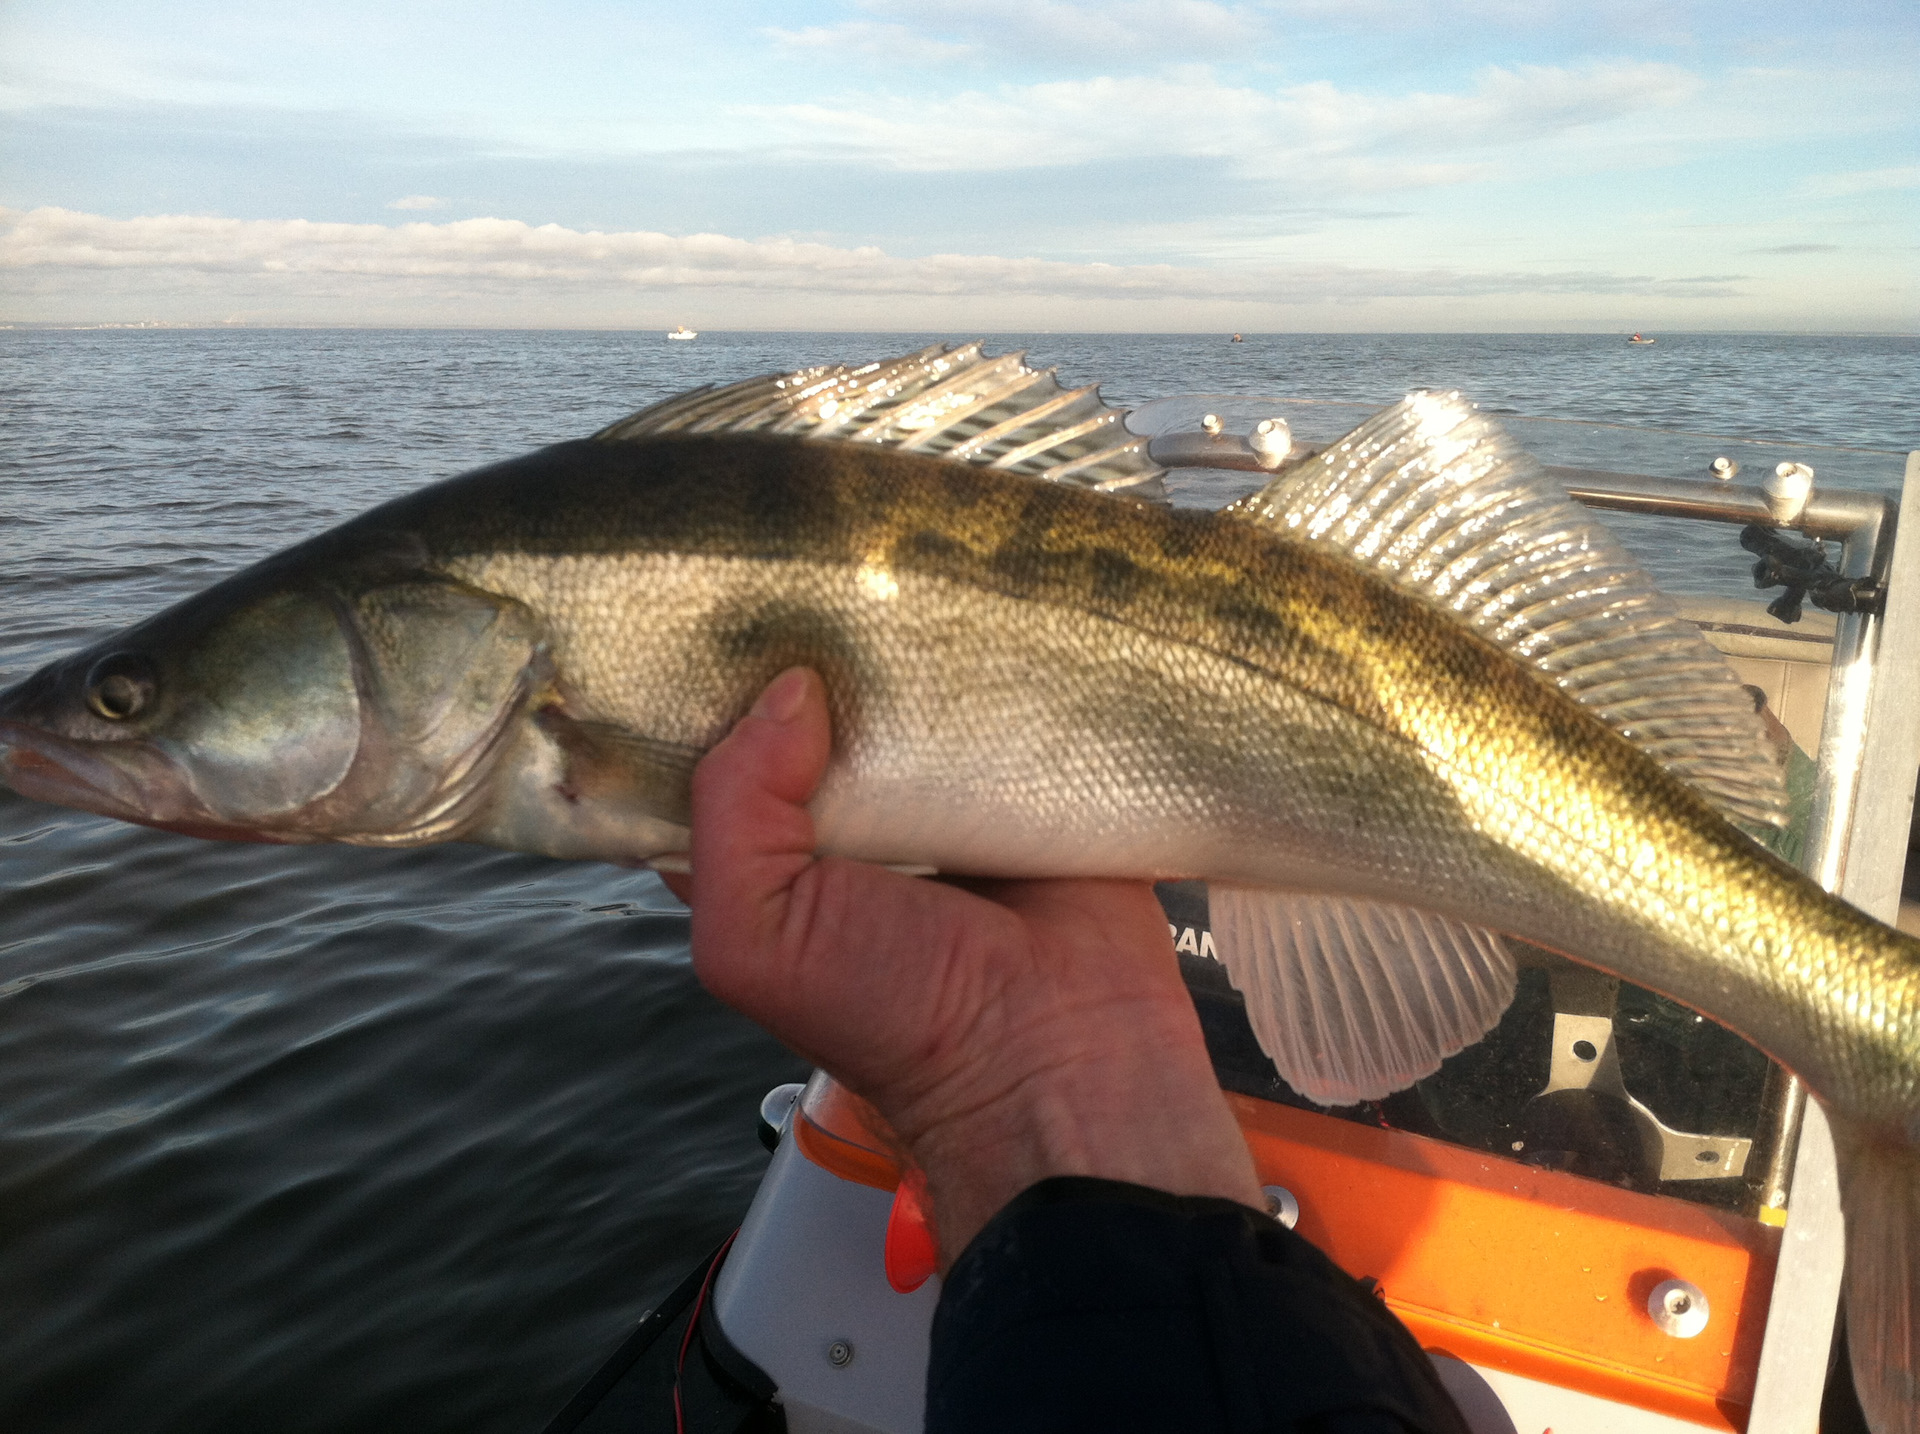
[0,549,545,845]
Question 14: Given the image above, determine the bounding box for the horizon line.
[5,323,1915,339]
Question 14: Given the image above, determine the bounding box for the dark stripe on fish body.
[343,434,1394,718]
[345,433,1701,900]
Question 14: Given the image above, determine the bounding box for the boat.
[1231,333,1244,342]
[1630,333,1657,345]
[668,326,698,342]
[542,396,1920,1434]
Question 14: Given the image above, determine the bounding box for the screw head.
[827,1339,854,1367]
[1648,1279,1710,1337]
[1262,1185,1300,1229]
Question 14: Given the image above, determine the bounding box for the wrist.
[877,997,1263,1263]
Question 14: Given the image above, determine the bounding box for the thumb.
[683,667,1020,1092]
[688,668,831,965]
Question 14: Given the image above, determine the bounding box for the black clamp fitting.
[1738,524,1885,624]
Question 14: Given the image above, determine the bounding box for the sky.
[1,0,1915,331]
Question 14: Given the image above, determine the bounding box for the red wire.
[673,1228,740,1434]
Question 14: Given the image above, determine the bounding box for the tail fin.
[1837,1121,1920,1432]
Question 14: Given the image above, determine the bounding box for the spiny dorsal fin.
[1209,886,1516,1107]
[1226,391,1788,829]
[593,342,1167,502]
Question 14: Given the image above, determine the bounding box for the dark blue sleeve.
[926,1176,1472,1434]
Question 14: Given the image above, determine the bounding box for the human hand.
[669,667,1262,1263]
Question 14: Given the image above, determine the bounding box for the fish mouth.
[0,722,285,843]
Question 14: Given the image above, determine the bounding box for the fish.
[1,343,1916,1430]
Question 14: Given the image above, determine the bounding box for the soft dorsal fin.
[1226,392,1788,828]
[593,342,1167,502]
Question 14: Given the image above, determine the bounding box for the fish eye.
[84,653,158,722]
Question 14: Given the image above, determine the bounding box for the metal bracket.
[1533,969,1752,1184]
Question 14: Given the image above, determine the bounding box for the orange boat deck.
[794,1078,1780,1430]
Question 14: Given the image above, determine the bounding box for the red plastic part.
[884,1167,938,1293]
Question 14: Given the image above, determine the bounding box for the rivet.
[1648,1279,1710,1337]
[827,1339,855,1367]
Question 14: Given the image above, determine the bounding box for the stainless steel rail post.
[1747,452,1920,1432]
[1547,457,1920,1432]
[1555,458,1920,1431]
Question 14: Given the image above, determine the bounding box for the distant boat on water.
[1231,333,1244,342]
[668,325,697,341]
[1629,332,1656,345]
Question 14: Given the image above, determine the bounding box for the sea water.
[0,329,1913,1433]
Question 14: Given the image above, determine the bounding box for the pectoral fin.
[1208,885,1516,1107]
[534,708,700,826]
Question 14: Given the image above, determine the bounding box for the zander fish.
[1,345,1915,1429]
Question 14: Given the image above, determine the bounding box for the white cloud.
[764,22,979,66]
[1799,165,1920,199]
[745,60,1701,176]
[386,195,447,210]
[1262,0,1670,29]
[0,206,1741,308]
[859,0,1264,59]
